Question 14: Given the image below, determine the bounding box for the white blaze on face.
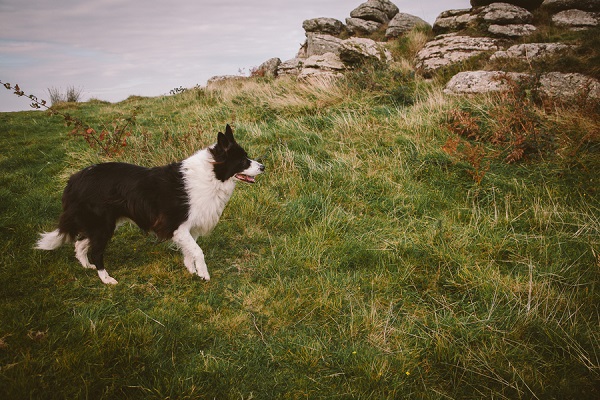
[235,159,265,183]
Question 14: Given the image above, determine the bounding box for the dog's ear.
[225,124,235,143]
[217,131,230,151]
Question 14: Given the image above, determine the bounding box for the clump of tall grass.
[47,85,83,105]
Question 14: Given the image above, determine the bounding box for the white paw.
[184,256,196,274]
[98,270,118,285]
[104,277,118,285]
[195,262,210,281]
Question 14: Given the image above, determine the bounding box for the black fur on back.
[58,162,189,241]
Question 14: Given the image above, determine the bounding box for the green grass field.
[1,28,599,399]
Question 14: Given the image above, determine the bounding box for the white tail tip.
[35,230,68,250]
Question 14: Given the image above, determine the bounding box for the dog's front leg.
[172,227,210,281]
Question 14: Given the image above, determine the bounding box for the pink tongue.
[236,174,255,183]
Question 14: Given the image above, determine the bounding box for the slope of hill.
[1,7,598,400]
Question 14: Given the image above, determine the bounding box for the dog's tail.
[35,229,71,250]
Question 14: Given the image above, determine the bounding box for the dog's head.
[210,124,265,183]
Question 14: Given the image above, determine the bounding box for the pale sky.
[0,0,468,112]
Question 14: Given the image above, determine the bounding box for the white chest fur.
[180,149,236,238]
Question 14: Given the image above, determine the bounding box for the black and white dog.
[35,125,264,284]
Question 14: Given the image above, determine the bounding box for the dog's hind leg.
[172,227,210,281]
[74,238,94,268]
[87,219,118,285]
[89,237,118,285]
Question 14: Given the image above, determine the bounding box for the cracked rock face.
[444,71,600,101]
[415,35,501,75]
[339,37,393,65]
[552,9,600,29]
[541,0,600,12]
[488,23,537,37]
[479,2,534,24]
[302,18,344,36]
[434,3,535,35]
[490,43,573,61]
[471,1,544,11]
[433,9,477,34]
[539,72,600,100]
[302,53,345,71]
[306,33,344,57]
[346,17,382,35]
[298,53,346,80]
[277,58,304,76]
[385,13,431,38]
[444,71,531,94]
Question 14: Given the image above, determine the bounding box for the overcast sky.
[0,0,468,112]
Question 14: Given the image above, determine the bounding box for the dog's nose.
[259,164,265,172]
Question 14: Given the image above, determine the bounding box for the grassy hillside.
[1,30,599,399]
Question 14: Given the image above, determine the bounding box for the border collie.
[35,125,264,284]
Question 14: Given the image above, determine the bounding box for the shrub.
[442,76,600,182]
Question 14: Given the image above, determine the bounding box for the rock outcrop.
[350,0,399,23]
[488,23,538,37]
[255,57,281,78]
[432,9,478,34]
[302,18,345,36]
[552,9,600,29]
[274,0,427,78]
[415,35,501,76]
[479,2,534,24]
[490,43,573,61]
[444,71,531,94]
[346,18,381,35]
[445,71,600,101]
[385,13,431,38]
[541,0,600,12]
[340,37,393,65]
[433,3,536,37]
[306,34,344,57]
[244,0,599,103]
[471,1,544,11]
[539,72,600,100]
[298,53,346,80]
[278,58,304,76]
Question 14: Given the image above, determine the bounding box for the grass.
[1,31,599,399]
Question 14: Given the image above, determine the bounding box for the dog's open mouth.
[235,174,256,184]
